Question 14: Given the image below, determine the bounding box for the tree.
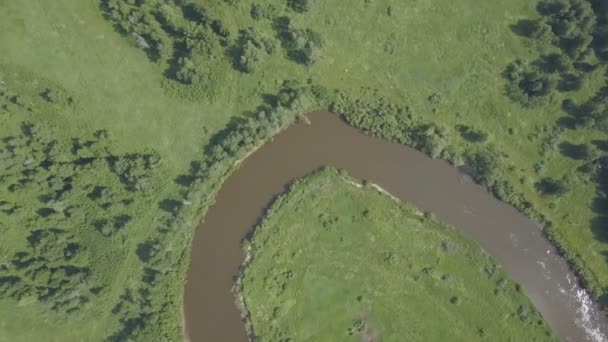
[41,88,60,103]
[504,60,556,107]
[239,41,265,73]
[234,28,276,73]
[176,57,207,84]
[535,177,569,196]
[466,149,500,185]
[287,0,315,13]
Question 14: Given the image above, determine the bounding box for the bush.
[234,28,276,73]
[465,149,500,186]
[504,60,556,107]
[287,0,315,13]
[535,177,569,197]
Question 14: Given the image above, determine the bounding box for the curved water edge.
[184,111,608,342]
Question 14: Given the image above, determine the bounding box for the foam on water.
[573,287,607,342]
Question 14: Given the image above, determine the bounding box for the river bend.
[185,111,608,342]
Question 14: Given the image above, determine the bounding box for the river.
[184,111,608,342]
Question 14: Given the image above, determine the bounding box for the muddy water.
[184,111,608,342]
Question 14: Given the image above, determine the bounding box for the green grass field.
[241,169,555,341]
[0,0,606,340]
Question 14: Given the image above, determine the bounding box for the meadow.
[0,0,606,340]
[241,168,555,341]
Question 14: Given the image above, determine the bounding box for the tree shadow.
[558,73,585,92]
[556,116,578,129]
[136,239,160,263]
[455,124,488,143]
[592,140,608,152]
[590,158,608,275]
[591,214,608,244]
[113,215,131,230]
[142,267,160,286]
[574,62,597,73]
[559,141,589,160]
[510,19,542,38]
[159,199,182,215]
[174,161,202,186]
[181,3,208,24]
[536,1,566,16]
[36,208,56,217]
[534,53,568,74]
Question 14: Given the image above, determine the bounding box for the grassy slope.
[0,0,605,340]
[0,1,231,340]
[241,169,555,341]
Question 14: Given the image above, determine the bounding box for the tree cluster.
[507,0,606,110]
[101,0,227,86]
[251,3,278,20]
[0,228,93,314]
[234,27,277,73]
[274,17,323,66]
[330,89,450,158]
[0,108,161,315]
[504,59,557,107]
[101,0,174,62]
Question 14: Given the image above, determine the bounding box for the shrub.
[287,0,315,13]
[535,177,569,197]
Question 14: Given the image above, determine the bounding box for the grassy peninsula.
[240,169,555,341]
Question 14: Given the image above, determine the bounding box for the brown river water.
[184,111,608,342]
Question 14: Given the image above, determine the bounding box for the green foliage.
[275,17,323,65]
[101,0,226,86]
[1,227,93,314]
[234,27,276,73]
[109,152,159,192]
[1,0,607,339]
[504,60,556,107]
[101,0,174,62]
[251,3,278,20]
[0,83,169,338]
[508,0,608,133]
[241,169,555,341]
[465,148,501,186]
[287,0,316,13]
[538,0,596,58]
[330,90,452,159]
[101,83,311,341]
[456,124,489,143]
[536,177,569,196]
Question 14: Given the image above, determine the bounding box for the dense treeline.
[102,0,226,87]
[330,89,449,159]
[0,84,163,334]
[508,0,608,132]
[101,0,323,87]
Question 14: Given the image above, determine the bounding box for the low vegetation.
[240,169,555,341]
[0,0,607,340]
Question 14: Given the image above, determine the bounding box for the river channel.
[184,111,608,342]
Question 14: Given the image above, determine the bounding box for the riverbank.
[184,111,608,341]
[2,0,607,340]
[239,168,555,341]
